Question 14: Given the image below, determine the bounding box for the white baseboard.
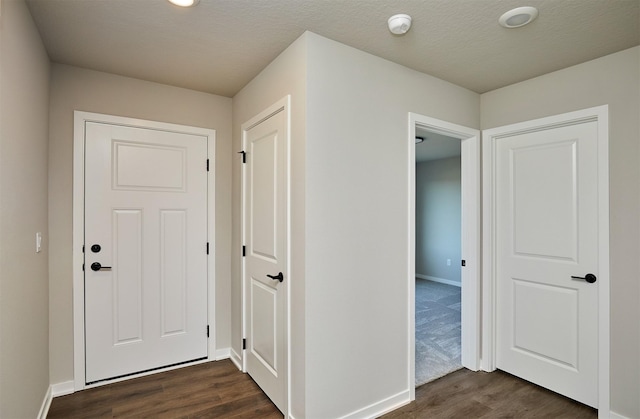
[230,348,242,370]
[214,347,231,360]
[609,411,630,419]
[416,274,461,288]
[52,380,75,397]
[37,386,53,419]
[338,389,410,419]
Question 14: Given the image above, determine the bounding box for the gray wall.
[48,64,233,385]
[481,46,640,419]
[416,157,461,284]
[0,0,51,416]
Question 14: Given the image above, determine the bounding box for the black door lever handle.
[266,272,284,283]
[91,262,112,272]
[571,273,597,283]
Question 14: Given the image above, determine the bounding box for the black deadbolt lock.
[91,244,101,253]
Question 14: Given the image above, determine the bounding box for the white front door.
[84,121,209,383]
[494,120,599,407]
[243,105,288,413]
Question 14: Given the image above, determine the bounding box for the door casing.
[481,105,610,415]
[72,111,217,391]
[408,113,481,401]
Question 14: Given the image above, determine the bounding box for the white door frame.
[408,113,481,399]
[481,105,610,415]
[72,111,217,391]
[240,96,291,415]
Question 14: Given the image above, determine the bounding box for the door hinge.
[238,150,246,164]
[82,263,85,271]
[206,242,210,255]
[461,260,466,267]
[206,159,210,172]
[207,325,210,338]
[242,245,246,257]
[82,245,85,253]
[242,338,246,350]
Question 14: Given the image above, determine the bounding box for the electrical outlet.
[446,258,451,266]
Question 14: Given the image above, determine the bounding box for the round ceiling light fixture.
[388,14,412,35]
[167,0,199,7]
[499,6,538,28]
[415,136,425,144]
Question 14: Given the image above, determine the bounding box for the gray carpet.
[415,278,462,387]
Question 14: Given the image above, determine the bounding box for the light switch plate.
[36,232,42,253]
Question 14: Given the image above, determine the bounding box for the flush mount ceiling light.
[415,136,425,144]
[499,6,538,28]
[388,14,412,35]
[167,0,199,7]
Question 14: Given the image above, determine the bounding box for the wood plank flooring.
[48,360,596,418]
[47,360,281,418]
[383,368,596,418]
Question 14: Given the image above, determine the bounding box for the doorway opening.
[414,130,462,386]
[408,113,480,397]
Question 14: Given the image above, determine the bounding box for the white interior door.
[84,121,209,383]
[243,107,287,413]
[494,120,599,407]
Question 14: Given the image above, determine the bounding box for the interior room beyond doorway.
[415,129,462,386]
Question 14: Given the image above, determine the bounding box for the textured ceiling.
[26,0,640,98]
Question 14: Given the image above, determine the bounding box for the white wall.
[481,46,640,419]
[416,157,462,284]
[232,31,479,418]
[232,33,308,418]
[0,0,51,416]
[48,64,233,385]
[304,33,479,418]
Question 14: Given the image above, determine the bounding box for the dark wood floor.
[383,369,596,418]
[47,360,282,418]
[48,360,596,418]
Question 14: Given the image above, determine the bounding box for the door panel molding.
[481,105,609,413]
[407,113,481,401]
[73,111,216,391]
